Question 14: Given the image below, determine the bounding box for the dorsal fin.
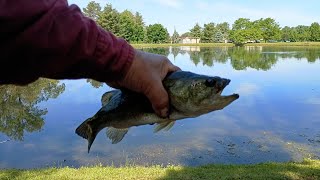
[153,121,175,133]
[101,90,119,106]
[106,127,129,144]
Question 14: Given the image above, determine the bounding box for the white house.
[181,37,200,44]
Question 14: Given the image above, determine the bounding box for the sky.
[68,0,320,35]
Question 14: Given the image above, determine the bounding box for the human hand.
[108,49,180,118]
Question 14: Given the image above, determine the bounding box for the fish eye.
[205,79,216,87]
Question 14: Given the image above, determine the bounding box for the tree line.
[83,1,169,43]
[83,1,320,45]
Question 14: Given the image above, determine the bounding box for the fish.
[75,71,240,153]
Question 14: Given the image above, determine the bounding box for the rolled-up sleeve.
[0,0,134,85]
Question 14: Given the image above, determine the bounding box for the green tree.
[143,28,149,43]
[132,25,145,43]
[214,30,223,43]
[133,12,145,43]
[229,30,247,45]
[296,25,310,41]
[309,22,320,41]
[281,26,292,41]
[246,28,262,41]
[230,18,262,45]
[0,79,65,140]
[82,1,101,21]
[97,4,120,36]
[216,22,230,41]
[190,23,202,41]
[118,10,136,42]
[116,10,145,43]
[146,24,169,43]
[255,18,281,42]
[232,18,251,30]
[171,29,180,43]
[134,12,144,26]
[285,27,299,42]
[202,23,216,43]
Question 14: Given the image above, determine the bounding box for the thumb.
[144,80,169,118]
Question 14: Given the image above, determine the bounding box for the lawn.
[131,42,320,48]
[1,159,319,180]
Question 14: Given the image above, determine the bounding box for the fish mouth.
[217,79,239,99]
[217,79,230,94]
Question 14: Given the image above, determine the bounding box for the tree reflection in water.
[84,46,320,89]
[169,46,320,70]
[0,79,65,140]
[84,46,320,88]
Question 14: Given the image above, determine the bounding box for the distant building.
[180,46,200,52]
[181,37,200,44]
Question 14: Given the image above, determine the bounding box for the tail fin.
[75,118,98,153]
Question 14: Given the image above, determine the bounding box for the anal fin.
[106,127,129,144]
[153,121,175,133]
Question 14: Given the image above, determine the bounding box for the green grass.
[131,42,320,48]
[131,43,234,48]
[244,42,320,46]
[1,159,319,180]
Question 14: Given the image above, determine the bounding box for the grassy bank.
[245,42,320,47]
[1,159,319,180]
[131,42,320,48]
[131,43,234,48]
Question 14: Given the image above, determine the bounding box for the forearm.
[0,0,134,85]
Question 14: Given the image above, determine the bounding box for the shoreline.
[131,42,320,48]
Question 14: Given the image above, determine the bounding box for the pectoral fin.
[153,121,175,133]
[106,127,129,144]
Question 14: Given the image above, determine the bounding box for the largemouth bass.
[76,71,240,153]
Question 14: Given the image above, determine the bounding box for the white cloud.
[305,97,320,105]
[153,0,182,9]
[236,83,260,96]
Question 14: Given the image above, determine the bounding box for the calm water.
[1,46,320,169]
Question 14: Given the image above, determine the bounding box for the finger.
[144,80,169,118]
[166,60,181,72]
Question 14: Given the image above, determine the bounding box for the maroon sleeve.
[0,0,134,85]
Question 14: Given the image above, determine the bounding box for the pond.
[0,46,320,169]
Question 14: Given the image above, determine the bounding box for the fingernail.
[160,108,169,118]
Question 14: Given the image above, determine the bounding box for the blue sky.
[68,0,319,35]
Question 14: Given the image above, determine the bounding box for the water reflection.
[0,79,65,140]
[140,47,170,57]
[1,46,320,168]
[86,79,104,88]
[141,46,320,70]
[85,46,320,88]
